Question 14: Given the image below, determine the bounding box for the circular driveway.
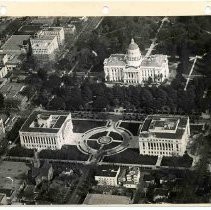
[77,121,133,157]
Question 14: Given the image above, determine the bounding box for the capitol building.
[104,38,169,84]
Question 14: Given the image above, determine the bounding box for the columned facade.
[104,38,169,85]
[20,111,73,150]
[139,115,190,157]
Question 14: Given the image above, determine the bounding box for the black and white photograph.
[0,15,210,206]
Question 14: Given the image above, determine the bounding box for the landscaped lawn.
[102,142,121,150]
[119,122,142,136]
[72,120,107,133]
[160,153,193,168]
[39,145,89,161]
[108,131,123,141]
[103,148,158,165]
[89,131,108,139]
[86,140,101,150]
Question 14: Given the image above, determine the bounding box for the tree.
[0,93,4,109]
[37,69,47,81]
[92,96,109,110]
[48,96,66,110]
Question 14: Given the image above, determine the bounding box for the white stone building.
[95,165,120,186]
[139,115,190,157]
[118,167,141,189]
[104,38,169,85]
[30,36,59,61]
[19,111,73,150]
[38,27,65,46]
[0,54,8,78]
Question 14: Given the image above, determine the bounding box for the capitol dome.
[128,38,139,50]
[126,38,142,67]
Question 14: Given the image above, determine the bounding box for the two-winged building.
[104,38,169,84]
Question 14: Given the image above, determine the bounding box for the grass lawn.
[89,131,108,139]
[103,148,158,165]
[108,132,123,141]
[160,153,193,168]
[102,142,121,150]
[72,120,107,133]
[39,145,89,161]
[87,140,101,150]
[119,122,142,136]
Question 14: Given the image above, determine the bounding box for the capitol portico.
[104,38,169,85]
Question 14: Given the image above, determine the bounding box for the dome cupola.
[126,38,142,67]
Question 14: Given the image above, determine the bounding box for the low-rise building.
[139,115,190,157]
[30,35,59,62]
[0,82,27,110]
[64,24,76,35]
[28,161,53,186]
[95,165,120,186]
[0,35,30,55]
[19,111,74,150]
[38,27,65,46]
[0,54,8,78]
[0,193,7,205]
[83,193,131,205]
[118,167,141,189]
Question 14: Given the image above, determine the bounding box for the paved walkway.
[77,120,133,162]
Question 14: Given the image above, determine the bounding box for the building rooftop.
[0,82,26,100]
[95,165,120,177]
[0,193,6,202]
[83,193,131,205]
[140,54,168,67]
[0,35,30,53]
[104,54,167,68]
[104,54,126,67]
[30,36,56,50]
[140,115,189,140]
[118,166,140,186]
[20,111,70,133]
[41,27,63,32]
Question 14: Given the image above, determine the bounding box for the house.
[0,193,8,205]
[20,184,38,204]
[95,165,120,186]
[118,167,141,189]
[0,35,30,55]
[28,158,53,186]
[153,188,169,203]
[0,81,27,110]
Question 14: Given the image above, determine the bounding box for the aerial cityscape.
[0,16,210,205]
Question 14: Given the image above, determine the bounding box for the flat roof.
[95,165,119,177]
[104,54,167,68]
[104,54,126,67]
[1,35,30,52]
[0,82,26,99]
[140,54,167,67]
[0,193,6,201]
[41,27,63,32]
[140,115,189,140]
[83,194,131,205]
[20,111,70,133]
